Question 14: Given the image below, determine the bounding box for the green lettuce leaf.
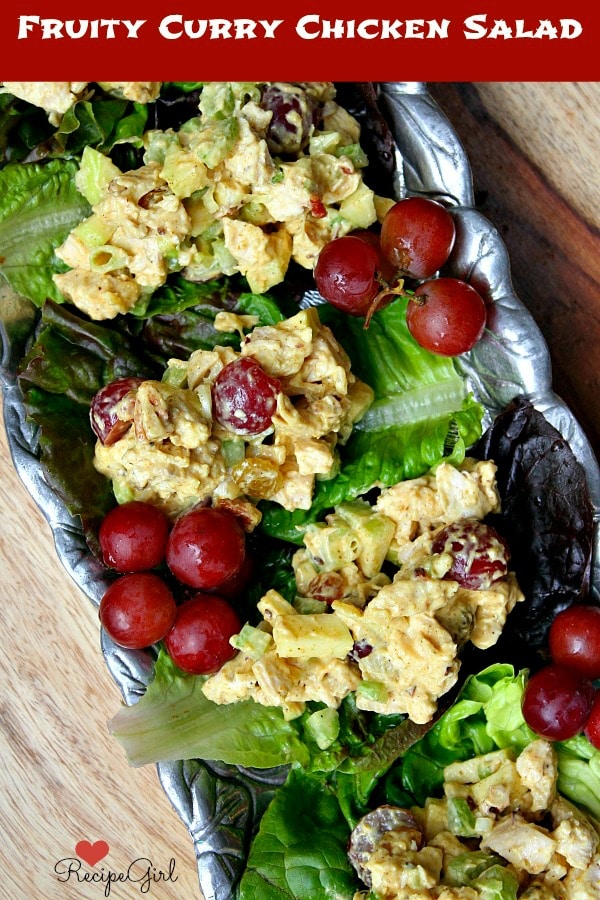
[237,768,357,899]
[0,92,54,163]
[0,159,91,305]
[556,735,600,821]
[129,273,290,323]
[54,98,148,155]
[126,277,297,366]
[109,650,309,770]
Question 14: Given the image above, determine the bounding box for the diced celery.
[304,707,340,750]
[230,623,273,660]
[309,131,342,155]
[356,681,389,704]
[71,214,114,248]
[335,143,369,168]
[184,238,238,281]
[293,596,328,615]
[162,363,188,388]
[89,245,128,273]
[221,439,246,468]
[143,129,181,165]
[238,200,273,226]
[335,499,373,528]
[75,146,122,205]
[112,478,135,504]
[191,118,239,169]
[447,797,477,837]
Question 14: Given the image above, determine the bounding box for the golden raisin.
[232,457,283,499]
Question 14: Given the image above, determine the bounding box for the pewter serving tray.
[1,82,599,899]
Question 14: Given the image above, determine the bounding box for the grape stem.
[364,277,412,328]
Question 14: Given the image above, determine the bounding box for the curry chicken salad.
[6,81,386,320]
[202,456,523,724]
[349,740,600,899]
[3,81,598,900]
[93,306,374,516]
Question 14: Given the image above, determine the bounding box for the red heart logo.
[75,840,110,866]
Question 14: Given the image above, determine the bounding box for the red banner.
[1,0,598,80]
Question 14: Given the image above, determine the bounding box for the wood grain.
[0,396,203,898]
[1,83,598,899]
[428,83,600,457]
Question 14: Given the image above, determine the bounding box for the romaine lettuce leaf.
[260,298,484,544]
[0,159,91,305]
[109,650,309,770]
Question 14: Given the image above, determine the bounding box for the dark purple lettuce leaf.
[17,300,158,535]
[473,396,595,650]
[332,82,397,198]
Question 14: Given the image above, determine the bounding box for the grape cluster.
[314,196,487,356]
[97,501,249,675]
[522,604,600,745]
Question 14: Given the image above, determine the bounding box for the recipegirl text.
[54,857,178,896]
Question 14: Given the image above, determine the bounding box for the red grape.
[351,229,398,284]
[548,604,600,680]
[431,519,510,590]
[166,506,246,590]
[314,235,380,316]
[212,552,254,599]
[99,501,170,573]
[521,664,595,741]
[212,357,281,436]
[260,83,319,156]
[90,376,145,445]
[164,593,241,674]
[584,692,600,749]
[380,197,456,280]
[406,278,487,357]
[99,572,177,650]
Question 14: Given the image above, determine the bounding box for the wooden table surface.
[1,83,599,899]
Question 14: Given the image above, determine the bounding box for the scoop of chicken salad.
[17,81,386,319]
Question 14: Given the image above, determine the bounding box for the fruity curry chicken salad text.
[1,82,599,899]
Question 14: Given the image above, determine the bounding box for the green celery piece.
[472,864,519,900]
[75,145,121,204]
[446,851,504,887]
